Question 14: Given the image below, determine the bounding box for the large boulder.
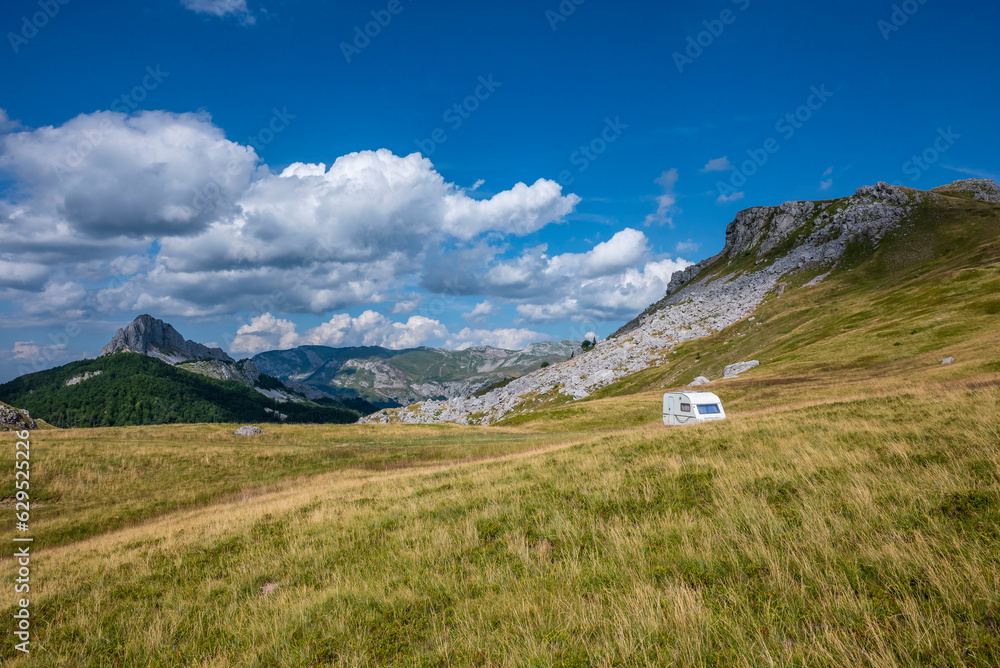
[689,376,711,386]
[234,425,263,436]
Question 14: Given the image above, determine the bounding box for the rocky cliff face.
[100,315,233,364]
[361,180,951,425]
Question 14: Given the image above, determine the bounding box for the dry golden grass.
[2,373,998,666]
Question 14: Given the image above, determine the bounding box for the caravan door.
[663,395,674,425]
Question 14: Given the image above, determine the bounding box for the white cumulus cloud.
[0,110,258,253]
[0,109,580,319]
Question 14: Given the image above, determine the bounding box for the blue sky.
[0,0,998,381]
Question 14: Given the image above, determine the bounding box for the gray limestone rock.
[0,402,37,431]
[942,178,1000,203]
[723,361,760,379]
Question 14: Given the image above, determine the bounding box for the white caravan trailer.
[662,391,726,426]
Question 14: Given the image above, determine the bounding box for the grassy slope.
[1,192,999,666]
[506,191,1000,431]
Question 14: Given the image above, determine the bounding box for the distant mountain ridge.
[98,314,313,403]
[253,340,582,408]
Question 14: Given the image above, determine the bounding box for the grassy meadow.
[1,190,999,666]
[2,374,998,667]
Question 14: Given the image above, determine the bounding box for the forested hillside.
[0,353,361,428]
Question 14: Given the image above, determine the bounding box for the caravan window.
[697,404,721,415]
[679,402,691,412]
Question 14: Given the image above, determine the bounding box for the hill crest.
[362,178,999,425]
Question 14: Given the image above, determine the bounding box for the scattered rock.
[65,370,102,386]
[234,426,263,436]
[723,361,760,379]
[689,376,711,386]
[941,357,955,365]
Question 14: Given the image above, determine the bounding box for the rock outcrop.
[361,181,921,425]
[689,377,711,386]
[101,315,233,364]
[723,361,760,379]
[0,401,37,431]
[937,178,1000,204]
[65,370,102,386]
[234,426,262,436]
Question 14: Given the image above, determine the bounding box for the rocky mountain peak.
[100,314,234,364]
[662,181,919,299]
